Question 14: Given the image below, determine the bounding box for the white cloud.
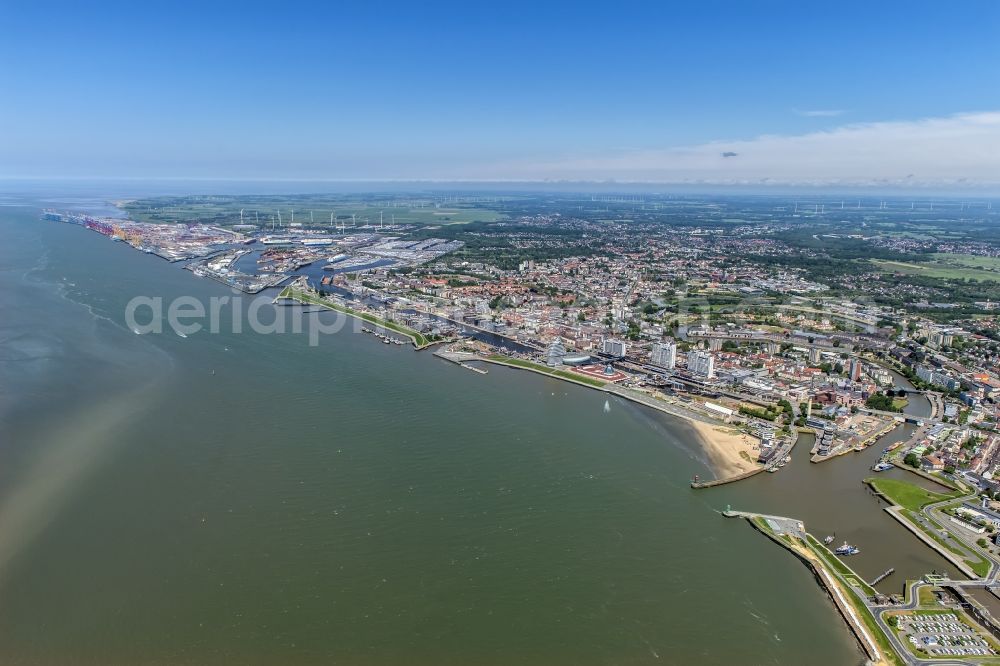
[794,109,846,117]
[489,111,1000,188]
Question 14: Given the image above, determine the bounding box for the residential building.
[651,341,677,370]
[688,351,715,379]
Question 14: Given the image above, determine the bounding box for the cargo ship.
[260,236,294,245]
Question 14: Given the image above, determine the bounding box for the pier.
[869,568,894,586]
[692,467,767,488]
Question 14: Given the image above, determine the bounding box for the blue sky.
[2,1,999,187]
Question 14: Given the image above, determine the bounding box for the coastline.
[276,285,437,349]
[455,350,763,481]
[687,419,762,479]
[279,284,764,483]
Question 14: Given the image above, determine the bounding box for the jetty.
[869,568,894,586]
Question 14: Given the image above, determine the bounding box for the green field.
[121,194,506,227]
[866,477,959,512]
[871,254,1000,282]
[931,253,1000,271]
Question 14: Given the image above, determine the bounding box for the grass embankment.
[806,535,878,597]
[487,355,607,388]
[904,509,991,578]
[751,518,902,665]
[805,538,903,665]
[867,477,990,578]
[867,477,960,512]
[279,287,431,347]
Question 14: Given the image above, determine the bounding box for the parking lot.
[896,612,997,658]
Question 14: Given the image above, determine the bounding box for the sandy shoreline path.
[688,420,763,478]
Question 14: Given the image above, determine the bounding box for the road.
[866,490,1000,664]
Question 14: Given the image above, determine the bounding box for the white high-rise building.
[688,350,715,379]
[651,341,677,369]
[546,339,567,367]
[602,338,628,358]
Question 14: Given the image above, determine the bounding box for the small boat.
[767,467,778,473]
[177,331,188,338]
[872,461,894,472]
[823,535,835,545]
[133,328,141,335]
[835,542,860,556]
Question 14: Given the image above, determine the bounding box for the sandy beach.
[689,420,763,478]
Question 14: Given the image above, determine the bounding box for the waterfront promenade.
[275,284,437,349]
[433,348,768,483]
